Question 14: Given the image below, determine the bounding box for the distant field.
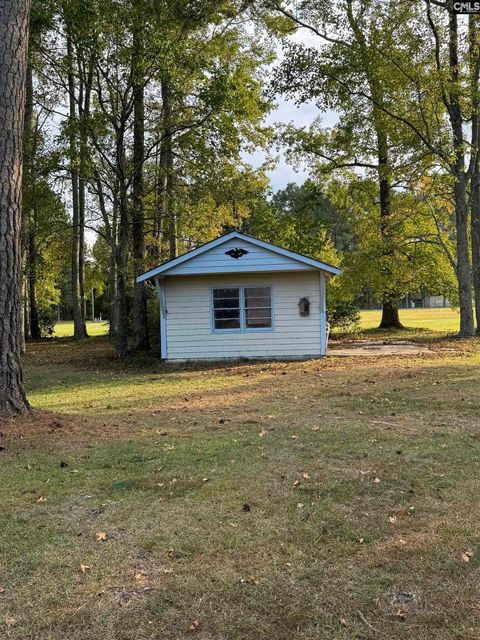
[360,307,460,333]
[53,309,461,339]
[53,320,109,337]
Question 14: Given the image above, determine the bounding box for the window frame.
[210,285,274,334]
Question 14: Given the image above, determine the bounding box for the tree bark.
[0,0,31,415]
[131,29,150,352]
[20,58,33,351]
[77,52,93,338]
[346,4,402,330]
[469,15,480,334]
[28,205,40,339]
[449,8,474,336]
[379,301,402,329]
[377,131,403,329]
[111,139,129,357]
[161,78,177,260]
[472,158,480,333]
[66,34,87,340]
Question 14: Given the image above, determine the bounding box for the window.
[212,288,241,330]
[212,286,272,332]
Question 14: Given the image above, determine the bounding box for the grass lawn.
[54,321,109,338]
[1,336,480,639]
[360,308,460,334]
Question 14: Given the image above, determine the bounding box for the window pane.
[214,308,240,330]
[213,288,239,300]
[246,308,272,328]
[244,287,272,328]
[244,287,270,307]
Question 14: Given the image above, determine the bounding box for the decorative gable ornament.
[225,247,249,260]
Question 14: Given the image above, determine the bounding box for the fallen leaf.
[373,477,381,484]
[5,616,15,627]
[462,550,473,563]
[96,531,108,541]
[358,538,364,544]
[167,548,174,558]
[293,480,301,487]
[297,502,304,508]
[188,620,199,631]
[388,516,397,524]
[302,472,310,479]
[79,563,90,574]
[163,568,173,574]
[36,496,47,503]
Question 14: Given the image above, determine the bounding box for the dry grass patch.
[1,336,480,639]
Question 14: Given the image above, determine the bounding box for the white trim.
[155,277,167,360]
[319,272,327,356]
[137,232,341,282]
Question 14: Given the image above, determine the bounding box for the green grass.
[54,320,110,337]
[360,307,460,333]
[2,335,480,639]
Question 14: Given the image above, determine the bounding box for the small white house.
[137,232,341,361]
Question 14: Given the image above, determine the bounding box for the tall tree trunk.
[78,53,93,338]
[111,138,129,357]
[472,159,480,333]
[449,8,474,336]
[28,206,40,339]
[131,30,150,352]
[469,15,480,334]
[377,133,403,329]
[21,59,33,351]
[66,35,87,340]
[161,78,176,260]
[346,5,402,330]
[0,0,31,415]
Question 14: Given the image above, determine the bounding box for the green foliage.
[327,298,360,331]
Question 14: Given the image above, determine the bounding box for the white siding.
[164,272,322,361]
[164,237,315,276]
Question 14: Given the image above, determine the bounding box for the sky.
[243,26,339,194]
[244,97,339,193]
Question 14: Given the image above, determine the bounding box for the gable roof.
[136,231,341,282]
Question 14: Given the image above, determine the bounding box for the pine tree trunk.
[78,54,93,338]
[161,78,177,260]
[66,35,87,340]
[131,31,150,352]
[28,207,40,340]
[20,59,33,352]
[0,0,31,416]
[111,141,129,357]
[471,159,480,333]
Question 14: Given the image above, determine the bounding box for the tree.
[268,0,480,335]
[0,0,31,415]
